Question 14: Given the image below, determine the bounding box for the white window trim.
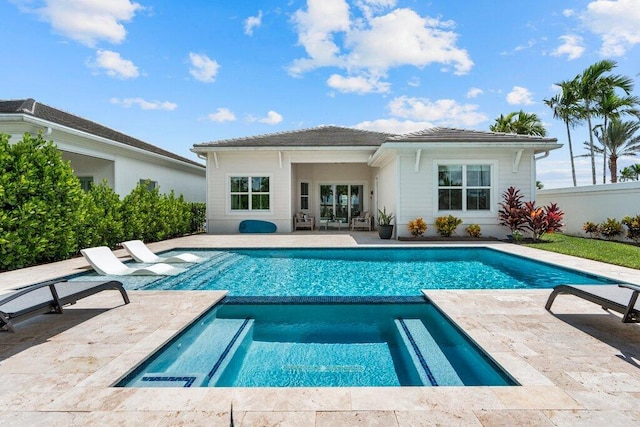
[226,173,273,215]
[432,160,497,217]
[299,180,311,212]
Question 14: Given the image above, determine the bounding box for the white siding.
[375,156,398,231]
[395,148,536,238]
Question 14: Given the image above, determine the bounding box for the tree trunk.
[565,121,577,186]
[602,117,608,184]
[610,155,618,183]
[585,106,597,185]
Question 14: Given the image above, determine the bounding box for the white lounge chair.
[81,247,185,276]
[121,240,205,263]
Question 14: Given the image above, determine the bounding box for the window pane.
[231,177,248,192]
[467,165,491,186]
[231,194,249,210]
[438,189,462,210]
[252,194,270,210]
[438,165,462,186]
[300,197,309,210]
[467,189,490,210]
[252,177,269,192]
[300,182,309,196]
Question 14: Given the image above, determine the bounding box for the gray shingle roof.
[0,99,203,168]
[194,125,558,150]
[389,127,558,143]
[194,125,394,148]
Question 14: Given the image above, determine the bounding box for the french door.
[319,184,363,221]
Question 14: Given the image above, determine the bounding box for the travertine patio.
[1,234,639,426]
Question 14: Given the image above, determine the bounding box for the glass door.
[320,185,334,220]
[319,184,364,222]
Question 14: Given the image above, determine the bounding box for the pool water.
[117,298,517,388]
[127,247,616,296]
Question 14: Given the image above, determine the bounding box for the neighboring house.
[192,126,561,238]
[0,99,205,202]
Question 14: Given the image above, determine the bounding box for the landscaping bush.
[189,202,206,233]
[465,224,482,238]
[498,186,526,233]
[582,221,600,238]
[78,181,123,249]
[0,132,85,270]
[498,186,564,242]
[407,217,427,237]
[434,215,463,237]
[598,218,624,240]
[621,215,640,244]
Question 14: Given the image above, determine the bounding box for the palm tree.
[594,90,640,183]
[489,110,547,136]
[575,60,634,184]
[592,120,640,183]
[619,165,638,181]
[544,78,582,186]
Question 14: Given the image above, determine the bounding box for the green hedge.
[1,132,205,271]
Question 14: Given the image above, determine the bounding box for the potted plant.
[377,207,394,239]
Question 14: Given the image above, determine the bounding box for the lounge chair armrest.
[0,279,68,306]
[618,283,640,293]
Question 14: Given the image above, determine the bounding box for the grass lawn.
[524,233,640,270]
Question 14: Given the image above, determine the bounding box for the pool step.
[395,318,463,386]
[146,251,242,290]
[132,317,253,387]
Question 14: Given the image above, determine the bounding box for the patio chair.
[1,279,129,332]
[121,240,205,263]
[294,212,315,230]
[351,212,372,231]
[81,246,185,276]
[545,283,640,323]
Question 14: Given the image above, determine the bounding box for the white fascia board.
[2,113,204,171]
[191,145,380,153]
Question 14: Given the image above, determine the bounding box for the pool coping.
[1,234,639,425]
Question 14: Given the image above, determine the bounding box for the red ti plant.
[522,201,564,241]
[498,186,526,233]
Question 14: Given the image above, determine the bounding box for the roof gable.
[0,98,203,168]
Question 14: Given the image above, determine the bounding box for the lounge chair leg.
[544,290,559,311]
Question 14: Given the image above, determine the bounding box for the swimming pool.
[126,247,616,296]
[116,297,517,388]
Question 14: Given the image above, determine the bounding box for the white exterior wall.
[375,156,398,232]
[395,148,536,239]
[206,151,292,233]
[2,120,205,201]
[538,182,640,238]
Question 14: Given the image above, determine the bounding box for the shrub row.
[407,215,482,238]
[1,132,205,271]
[583,215,640,243]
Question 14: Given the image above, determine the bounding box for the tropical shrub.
[465,224,482,238]
[434,215,463,237]
[0,132,85,270]
[189,202,206,233]
[598,218,624,240]
[407,217,427,237]
[582,221,600,238]
[498,186,526,233]
[77,181,124,249]
[521,201,564,242]
[621,215,640,244]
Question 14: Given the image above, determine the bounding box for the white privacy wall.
[538,182,640,237]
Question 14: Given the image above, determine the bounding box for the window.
[438,164,491,211]
[139,179,158,191]
[78,176,93,192]
[230,176,270,211]
[300,182,309,210]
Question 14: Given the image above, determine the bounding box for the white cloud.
[188,52,220,83]
[506,86,535,105]
[91,50,139,79]
[110,97,177,111]
[581,0,640,56]
[551,34,585,60]
[407,76,420,87]
[387,96,488,127]
[562,9,575,17]
[466,87,483,98]
[259,111,283,125]
[244,10,263,36]
[288,0,472,93]
[207,108,236,122]
[23,0,142,47]
[327,74,390,94]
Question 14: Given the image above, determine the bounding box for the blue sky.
[2,0,639,188]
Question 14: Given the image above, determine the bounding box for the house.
[192,126,561,238]
[0,99,205,202]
